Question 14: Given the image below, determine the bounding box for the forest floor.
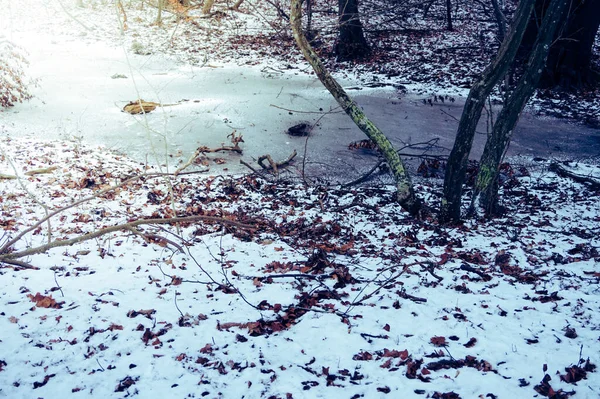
[0,1,599,399]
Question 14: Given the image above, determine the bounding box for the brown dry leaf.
[127,309,156,319]
[8,316,18,323]
[430,336,447,347]
[352,351,373,361]
[171,276,183,286]
[108,323,124,331]
[27,293,63,309]
[382,349,409,360]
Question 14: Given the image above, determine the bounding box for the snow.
[1,1,599,399]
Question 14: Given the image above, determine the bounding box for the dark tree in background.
[522,0,600,89]
[336,0,371,60]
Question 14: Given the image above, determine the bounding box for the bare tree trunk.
[156,0,164,25]
[521,0,600,89]
[446,0,454,31]
[439,0,535,223]
[471,0,569,216]
[290,0,420,215]
[491,0,507,42]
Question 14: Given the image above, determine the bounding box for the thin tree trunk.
[471,0,569,216]
[491,0,507,42]
[543,0,600,88]
[290,0,420,215]
[446,0,454,31]
[439,0,535,223]
[156,0,164,25]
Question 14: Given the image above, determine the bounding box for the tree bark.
[446,0,454,31]
[439,0,535,223]
[521,0,600,89]
[471,0,569,216]
[491,0,507,42]
[290,0,420,215]
[335,0,370,60]
[543,0,600,88]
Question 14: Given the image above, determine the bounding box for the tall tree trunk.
[543,0,600,88]
[335,0,370,60]
[471,0,569,216]
[521,0,600,89]
[491,0,507,42]
[446,0,454,31]
[290,0,420,216]
[439,0,535,223]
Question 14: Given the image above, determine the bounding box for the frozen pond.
[2,33,599,182]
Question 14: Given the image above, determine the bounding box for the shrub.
[0,37,32,108]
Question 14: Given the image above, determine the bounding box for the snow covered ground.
[1,1,599,398]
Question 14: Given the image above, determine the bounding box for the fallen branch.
[25,166,59,176]
[0,170,211,254]
[342,159,386,188]
[240,159,270,179]
[549,163,600,189]
[257,150,297,175]
[122,99,181,114]
[460,264,492,281]
[0,215,255,263]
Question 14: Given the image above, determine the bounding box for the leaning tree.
[440,0,571,221]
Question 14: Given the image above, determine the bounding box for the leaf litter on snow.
[0,137,599,398]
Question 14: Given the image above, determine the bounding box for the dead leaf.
[430,336,447,347]
[27,293,63,309]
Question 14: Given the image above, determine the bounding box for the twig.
[240,159,270,179]
[252,273,326,280]
[125,227,185,253]
[54,270,65,297]
[174,291,184,318]
[342,159,385,188]
[0,170,208,254]
[257,150,297,175]
[269,104,342,114]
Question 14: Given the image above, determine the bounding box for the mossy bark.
[290,0,420,215]
[471,0,569,216]
[439,0,535,223]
